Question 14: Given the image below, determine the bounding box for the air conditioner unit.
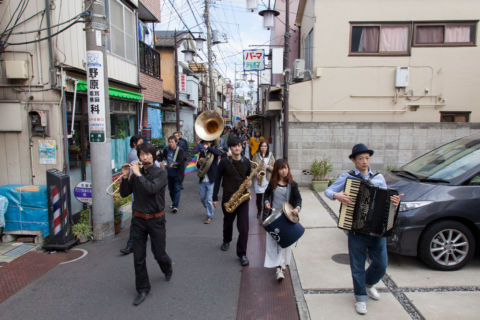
[293,59,305,81]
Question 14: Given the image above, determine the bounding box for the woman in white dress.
[252,141,275,219]
[263,159,302,281]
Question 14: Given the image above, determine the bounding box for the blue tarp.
[148,107,163,139]
[0,185,49,237]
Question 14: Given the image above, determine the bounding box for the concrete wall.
[288,122,480,186]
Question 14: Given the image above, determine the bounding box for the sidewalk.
[292,187,480,320]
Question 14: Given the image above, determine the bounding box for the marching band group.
[118,111,403,315]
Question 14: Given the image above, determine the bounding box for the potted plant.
[310,158,333,192]
[113,188,131,234]
[72,223,93,243]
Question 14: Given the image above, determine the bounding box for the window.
[304,29,313,72]
[414,22,477,46]
[350,23,411,55]
[109,0,136,62]
[440,111,471,123]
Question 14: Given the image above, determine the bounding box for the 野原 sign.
[86,50,106,143]
[243,49,265,71]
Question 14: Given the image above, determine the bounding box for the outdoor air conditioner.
[293,59,305,81]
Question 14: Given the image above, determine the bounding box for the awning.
[76,80,143,101]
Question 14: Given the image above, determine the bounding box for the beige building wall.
[0,0,139,186]
[292,0,480,122]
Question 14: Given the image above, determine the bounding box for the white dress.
[264,185,293,268]
[254,153,271,194]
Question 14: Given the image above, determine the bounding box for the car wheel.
[418,220,475,271]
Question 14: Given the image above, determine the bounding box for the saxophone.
[224,161,262,213]
[257,154,265,186]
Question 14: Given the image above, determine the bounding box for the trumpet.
[106,161,151,196]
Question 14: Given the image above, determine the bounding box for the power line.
[6,18,84,46]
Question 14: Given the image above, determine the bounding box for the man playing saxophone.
[196,139,221,224]
[213,134,252,266]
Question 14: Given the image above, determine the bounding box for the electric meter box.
[395,67,409,88]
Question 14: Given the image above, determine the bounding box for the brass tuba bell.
[195,110,224,144]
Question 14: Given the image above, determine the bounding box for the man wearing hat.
[325,143,403,315]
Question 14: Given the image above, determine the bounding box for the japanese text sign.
[86,50,106,143]
[243,49,265,71]
[180,75,187,93]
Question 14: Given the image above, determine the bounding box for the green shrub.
[310,158,333,181]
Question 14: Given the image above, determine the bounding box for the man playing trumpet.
[120,143,173,306]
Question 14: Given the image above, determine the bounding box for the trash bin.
[0,195,7,235]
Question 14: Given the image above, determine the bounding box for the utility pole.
[174,31,181,131]
[84,0,114,240]
[205,0,215,111]
[233,63,237,125]
[282,0,290,161]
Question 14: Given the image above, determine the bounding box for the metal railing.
[139,41,161,79]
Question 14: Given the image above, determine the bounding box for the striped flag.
[184,153,198,175]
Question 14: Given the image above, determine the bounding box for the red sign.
[180,75,187,93]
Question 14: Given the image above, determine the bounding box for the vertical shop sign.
[180,74,187,93]
[86,50,106,143]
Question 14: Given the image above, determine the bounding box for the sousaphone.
[194,111,224,178]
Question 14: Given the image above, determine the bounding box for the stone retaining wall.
[288,122,480,186]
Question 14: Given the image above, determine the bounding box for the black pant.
[222,200,249,257]
[255,193,264,215]
[133,216,172,293]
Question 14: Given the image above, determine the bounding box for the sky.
[157,0,273,92]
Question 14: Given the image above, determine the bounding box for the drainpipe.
[45,0,56,88]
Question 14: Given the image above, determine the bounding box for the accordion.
[338,178,399,237]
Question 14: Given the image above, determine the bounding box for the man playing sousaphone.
[196,139,221,224]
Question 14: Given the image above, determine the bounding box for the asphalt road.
[0,173,243,320]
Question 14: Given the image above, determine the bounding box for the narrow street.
[0,173,249,320]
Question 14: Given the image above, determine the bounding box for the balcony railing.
[139,41,161,79]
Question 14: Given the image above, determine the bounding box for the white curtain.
[379,27,409,52]
[445,26,471,42]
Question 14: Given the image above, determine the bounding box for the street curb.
[290,255,311,320]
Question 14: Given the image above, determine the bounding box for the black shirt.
[213,157,251,202]
[119,165,167,214]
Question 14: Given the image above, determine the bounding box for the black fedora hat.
[349,143,374,159]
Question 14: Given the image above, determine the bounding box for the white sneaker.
[276,268,285,281]
[367,286,380,300]
[355,301,367,315]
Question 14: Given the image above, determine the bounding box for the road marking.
[60,249,88,265]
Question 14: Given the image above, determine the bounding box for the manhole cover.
[2,244,36,257]
[331,253,350,265]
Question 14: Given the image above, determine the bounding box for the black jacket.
[162,147,186,183]
[264,181,302,211]
[195,144,221,183]
[119,165,167,215]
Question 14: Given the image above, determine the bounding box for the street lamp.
[258,1,279,30]
[246,0,258,12]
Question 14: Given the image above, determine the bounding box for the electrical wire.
[8,13,85,35]
[6,18,84,46]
